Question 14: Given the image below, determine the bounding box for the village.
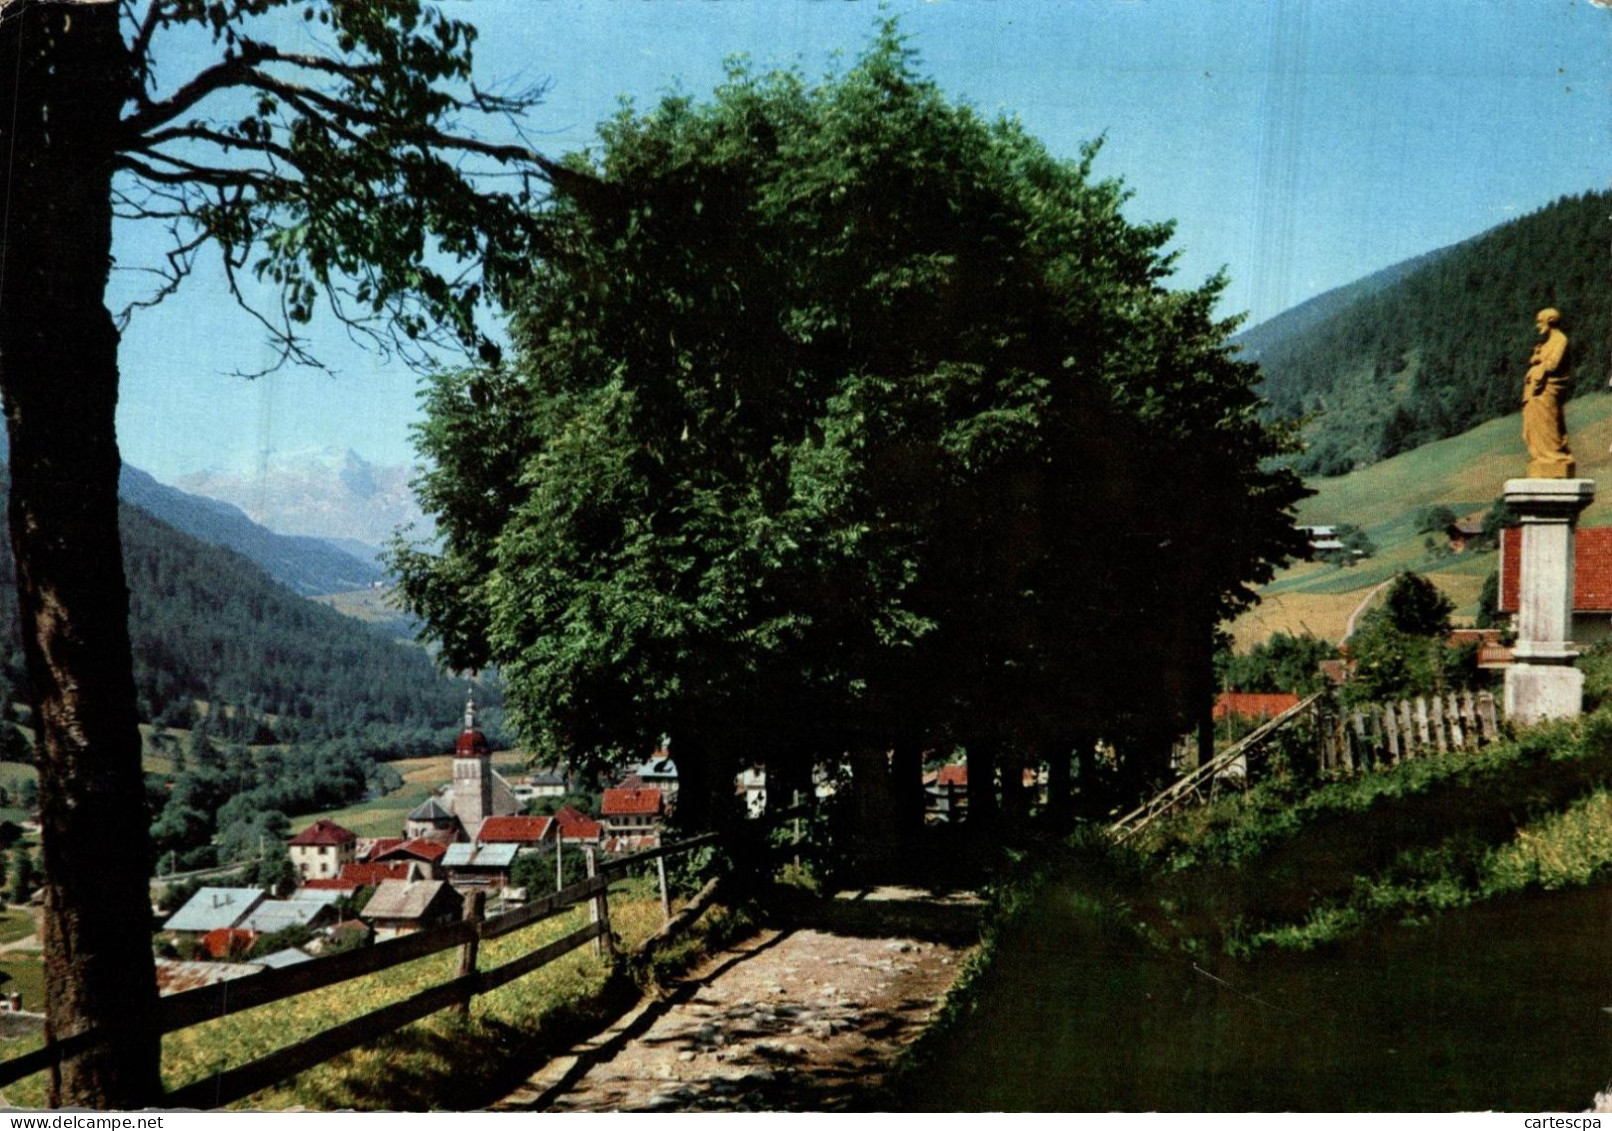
[142,699,980,998]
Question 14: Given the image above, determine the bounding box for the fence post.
[456,889,485,1018]
[1398,700,1416,760]
[1477,690,1499,742]
[1430,696,1447,754]
[656,853,672,926]
[556,839,564,893]
[584,845,613,958]
[793,789,803,872]
[1445,692,1464,750]
[1414,696,1431,753]
[1382,702,1400,763]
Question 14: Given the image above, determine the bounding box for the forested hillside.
[0,468,493,748]
[1257,190,1610,476]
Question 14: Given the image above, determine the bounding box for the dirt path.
[492,885,982,1113]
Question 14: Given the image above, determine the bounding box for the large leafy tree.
[0,0,566,1106]
[396,27,1306,829]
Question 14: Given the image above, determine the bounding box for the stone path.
[493,885,982,1112]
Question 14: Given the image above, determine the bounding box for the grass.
[1230,389,1612,647]
[1123,708,1612,955]
[0,909,36,948]
[0,874,690,1110]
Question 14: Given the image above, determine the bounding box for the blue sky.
[111,0,1612,482]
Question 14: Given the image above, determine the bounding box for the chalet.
[162,887,265,937]
[287,819,358,883]
[477,815,557,851]
[442,842,520,891]
[623,751,678,799]
[522,772,570,800]
[356,837,405,863]
[372,838,450,880]
[361,878,463,939]
[553,805,602,845]
[298,861,415,895]
[240,891,342,936]
[601,787,663,842]
[1446,518,1487,553]
[1499,526,1612,644]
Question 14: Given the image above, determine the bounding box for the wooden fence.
[0,831,720,1110]
[1316,689,1502,775]
[1111,688,1506,842]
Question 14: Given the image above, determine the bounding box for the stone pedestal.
[1503,478,1595,725]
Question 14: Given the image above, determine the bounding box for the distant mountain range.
[1242,189,1610,477]
[118,465,383,597]
[177,448,428,549]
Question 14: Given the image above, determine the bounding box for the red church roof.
[289,819,357,848]
[1500,526,1612,613]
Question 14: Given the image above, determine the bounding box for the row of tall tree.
[393,28,1308,831]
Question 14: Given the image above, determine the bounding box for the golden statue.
[1522,307,1573,478]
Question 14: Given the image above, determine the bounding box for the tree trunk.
[889,739,924,837]
[965,740,997,829]
[1043,742,1073,835]
[0,2,162,1107]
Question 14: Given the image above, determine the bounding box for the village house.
[371,837,449,880]
[361,878,463,939]
[161,887,266,940]
[442,841,519,892]
[601,787,663,845]
[298,860,415,896]
[622,750,678,800]
[287,818,358,882]
[553,805,602,845]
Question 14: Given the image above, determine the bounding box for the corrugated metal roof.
[473,843,518,868]
[162,888,266,934]
[257,948,314,969]
[241,899,331,934]
[441,843,476,867]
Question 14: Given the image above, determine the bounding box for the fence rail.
[0,832,724,1107]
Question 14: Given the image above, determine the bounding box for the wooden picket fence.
[1112,688,1506,842]
[1316,689,1502,775]
[0,831,722,1110]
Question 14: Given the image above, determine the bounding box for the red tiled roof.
[289,818,357,848]
[357,838,405,863]
[1212,692,1301,721]
[201,927,258,959]
[477,816,554,844]
[554,806,602,841]
[1500,526,1612,613]
[602,788,662,817]
[374,838,449,863]
[936,764,967,788]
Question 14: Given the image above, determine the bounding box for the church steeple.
[455,689,490,759]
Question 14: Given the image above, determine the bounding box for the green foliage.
[1381,570,1454,636]
[1258,190,1612,475]
[1343,572,1463,703]
[1414,504,1457,534]
[393,24,1308,813]
[1215,632,1338,695]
